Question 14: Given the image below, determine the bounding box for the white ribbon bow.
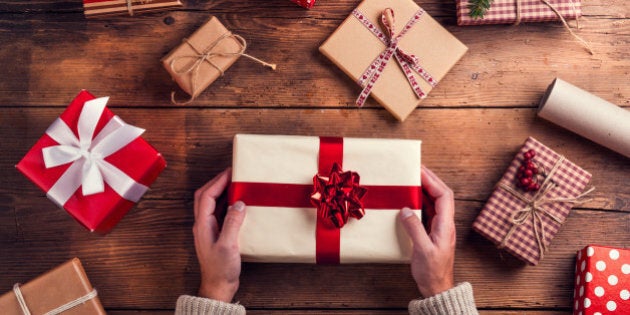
[42,97,148,206]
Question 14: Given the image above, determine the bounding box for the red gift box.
[573,245,630,314]
[16,90,166,233]
[292,0,315,9]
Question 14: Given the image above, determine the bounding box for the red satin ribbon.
[228,137,421,264]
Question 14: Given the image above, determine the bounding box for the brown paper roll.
[538,78,630,158]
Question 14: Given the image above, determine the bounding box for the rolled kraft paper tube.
[538,78,630,158]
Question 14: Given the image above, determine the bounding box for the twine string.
[512,0,593,54]
[13,283,98,315]
[540,0,593,54]
[497,156,594,260]
[169,32,276,105]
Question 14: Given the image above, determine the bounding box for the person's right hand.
[399,165,456,298]
[193,168,247,303]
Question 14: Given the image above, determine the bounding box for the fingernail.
[232,200,246,212]
[401,207,413,218]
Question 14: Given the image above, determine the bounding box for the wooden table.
[1,0,628,313]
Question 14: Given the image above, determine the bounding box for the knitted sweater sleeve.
[408,282,479,315]
[175,295,246,315]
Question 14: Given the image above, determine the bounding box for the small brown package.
[0,258,105,315]
[162,17,275,104]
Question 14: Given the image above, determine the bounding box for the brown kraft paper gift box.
[319,0,468,122]
[472,137,592,265]
[162,17,247,103]
[0,258,105,315]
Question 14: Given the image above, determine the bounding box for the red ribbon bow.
[353,8,437,107]
[311,163,367,228]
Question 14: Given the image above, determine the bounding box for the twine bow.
[169,32,276,105]
[13,283,98,315]
[352,8,437,107]
[311,163,368,228]
[498,156,594,260]
[42,97,149,207]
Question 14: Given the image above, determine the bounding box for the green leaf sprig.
[468,0,493,19]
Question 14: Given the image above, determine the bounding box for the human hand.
[399,165,456,298]
[192,168,247,303]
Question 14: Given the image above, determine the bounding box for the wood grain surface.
[0,0,628,313]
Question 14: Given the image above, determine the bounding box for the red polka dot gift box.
[574,245,630,315]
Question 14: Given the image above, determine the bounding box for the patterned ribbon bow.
[498,156,594,260]
[42,97,149,206]
[311,163,368,228]
[353,8,437,107]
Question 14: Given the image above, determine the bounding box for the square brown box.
[0,258,105,314]
[320,0,468,121]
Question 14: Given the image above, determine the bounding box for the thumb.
[218,201,247,246]
[399,207,431,248]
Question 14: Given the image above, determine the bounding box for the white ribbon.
[42,97,149,206]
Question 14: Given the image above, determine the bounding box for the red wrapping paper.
[16,90,166,233]
[573,245,630,314]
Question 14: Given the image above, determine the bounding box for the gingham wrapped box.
[472,137,591,265]
[456,0,581,26]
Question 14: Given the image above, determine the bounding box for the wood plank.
[1,196,627,310]
[2,108,628,209]
[0,3,627,107]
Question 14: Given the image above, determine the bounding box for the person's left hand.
[192,168,247,303]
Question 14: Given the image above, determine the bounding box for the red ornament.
[311,163,368,228]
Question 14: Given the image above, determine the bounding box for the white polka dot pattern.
[573,245,630,314]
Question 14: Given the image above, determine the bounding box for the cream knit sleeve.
[175,295,246,315]
[408,282,479,315]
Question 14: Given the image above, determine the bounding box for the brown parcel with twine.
[0,258,105,315]
[162,17,276,105]
[472,137,593,265]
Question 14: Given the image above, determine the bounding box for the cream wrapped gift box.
[229,134,422,264]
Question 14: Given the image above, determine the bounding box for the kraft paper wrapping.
[0,258,105,315]
[319,0,468,122]
[232,134,422,263]
[538,78,630,158]
[162,17,243,99]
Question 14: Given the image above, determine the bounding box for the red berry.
[524,169,533,177]
[524,152,532,160]
[520,178,531,187]
[531,167,538,174]
[519,166,526,173]
[527,149,536,158]
[526,161,536,170]
[526,182,539,191]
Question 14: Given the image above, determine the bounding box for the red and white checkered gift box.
[292,0,316,9]
[573,245,630,314]
[472,137,592,265]
[456,0,581,25]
